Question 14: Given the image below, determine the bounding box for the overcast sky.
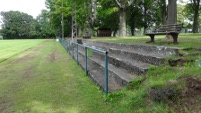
[0,0,47,18]
[0,0,47,28]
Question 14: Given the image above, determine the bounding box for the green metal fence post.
[67,40,70,53]
[76,44,79,64]
[62,41,108,95]
[72,43,74,59]
[85,47,88,76]
[104,52,108,95]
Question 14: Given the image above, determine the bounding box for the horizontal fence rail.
[59,38,109,95]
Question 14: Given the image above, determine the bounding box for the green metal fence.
[59,38,109,95]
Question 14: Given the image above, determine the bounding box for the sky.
[0,0,47,28]
[0,0,47,18]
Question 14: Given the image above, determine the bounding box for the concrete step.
[109,48,165,66]
[91,51,150,75]
[73,51,123,92]
[67,39,181,92]
[75,49,138,91]
[83,40,179,56]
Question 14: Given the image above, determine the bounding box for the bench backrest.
[152,24,183,33]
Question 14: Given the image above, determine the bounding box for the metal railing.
[59,38,109,95]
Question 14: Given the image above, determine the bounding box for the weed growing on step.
[104,91,126,102]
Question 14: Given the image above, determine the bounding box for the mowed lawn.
[0,40,46,63]
[0,40,124,113]
[92,33,201,48]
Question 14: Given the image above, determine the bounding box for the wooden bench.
[145,24,183,43]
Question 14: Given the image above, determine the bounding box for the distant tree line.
[0,10,55,39]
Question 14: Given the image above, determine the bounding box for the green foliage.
[0,11,34,39]
[36,10,55,38]
[45,0,72,37]
[177,4,188,25]
[104,91,126,102]
[147,65,172,77]
[0,10,55,39]
[129,90,147,108]
[97,0,118,30]
[127,76,145,90]
[183,1,201,33]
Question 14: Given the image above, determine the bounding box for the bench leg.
[171,34,178,44]
[146,35,155,43]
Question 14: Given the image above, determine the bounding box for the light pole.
[62,0,64,39]
[71,1,77,41]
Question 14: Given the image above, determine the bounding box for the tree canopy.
[0,0,201,39]
[0,10,55,39]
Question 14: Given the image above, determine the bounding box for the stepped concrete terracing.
[71,40,181,92]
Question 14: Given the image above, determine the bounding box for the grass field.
[0,40,110,113]
[0,38,201,113]
[0,40,46,63]
[92,33,201,48]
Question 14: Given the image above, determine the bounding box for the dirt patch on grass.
[148,75,201,112]
[183,76,201,97]
[49,50,57,62]
[23,65,36,80]
[0,98,11,113]
[172,76,201,113]
[11,55,35,64]
[30,41,48,53]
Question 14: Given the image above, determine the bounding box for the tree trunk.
[167,0,177,24]
[143,6,148,34]
[161,0,167,25]
[130,24,135,36]
[119,8,126,37]
[86,0,97,36]
[89,23,94,36]
[192,2,200,33]
[113,29,117,37]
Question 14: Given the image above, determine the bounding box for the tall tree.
[115,0,135,37]
[167,0,177,24]
[0,11,34,39]
[191,0,200,33]
[139,0,158,33]
[97,0,119,36]
[86,0,98,36]
[36,10,55,38]
[184,0,201,33]
[127,4,143,36]
[46,0,72,37]
[157,0,167,25]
